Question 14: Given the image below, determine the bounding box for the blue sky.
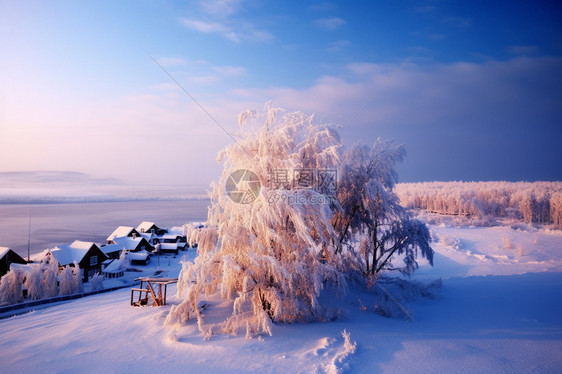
[1,0,561,185]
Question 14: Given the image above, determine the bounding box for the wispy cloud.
[198,0,243,18]
[315,17,346,30]
[157,57,189,67]
[247,27,274,42]
[508,45,540,56]
[216,57,562,180]
[309,2,337,12]
[181,18,240,42]
[327,39,351,52]
[181,17,273,43]
[213,65,246,76]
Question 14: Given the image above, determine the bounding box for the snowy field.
[1,218,561,373]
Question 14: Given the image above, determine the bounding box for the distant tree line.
[395,181,562,227]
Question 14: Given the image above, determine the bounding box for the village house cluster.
[0,221,191,282]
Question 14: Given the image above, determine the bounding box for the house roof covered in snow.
[102,259,123,273]
[107,226,140,242]
[112,236,150,251]
[49,240,99,266]
[125,250,150,261]
[100,244,121,256]
[136,221,158,233]
[160,233,182,240]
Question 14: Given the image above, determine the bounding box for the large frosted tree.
[333,140,433,279]
[167,105,435,336]
[167,105,346,336]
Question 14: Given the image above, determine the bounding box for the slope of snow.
[1,221,561,373]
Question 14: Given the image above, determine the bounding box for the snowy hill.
[1,220,561,373]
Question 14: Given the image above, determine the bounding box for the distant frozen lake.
[0,199,209,258]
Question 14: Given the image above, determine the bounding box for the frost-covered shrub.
[89,272,104,292]
[42,255,59,298]
[0,268,24,305]
[24,263,45,300]
[437,234,462,250]
[58,265,75,295]
[58,262,83,295]
[24,254,59,300]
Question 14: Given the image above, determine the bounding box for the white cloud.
[213,65,246,76]
[246,28,274,42]
[315,17,346,30]
[181,18,240,42]
[7,56,559,185]
[198,0,243,18]
[213,57,562,180]
[181,17,273,43]
[157,57,189,67]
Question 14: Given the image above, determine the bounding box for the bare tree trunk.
[370,221,378,275]
[335,205,359,255]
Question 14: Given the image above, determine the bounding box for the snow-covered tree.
[89,272,104,292]
[24,263,45,300]
[58,262,83,295]
[167,105,346,336]
[334,140,433,279]
[72,262,83,293]
[41,254,59,298]
[58,265,75,295]
[0,268,24,305]
[24,254,59,300]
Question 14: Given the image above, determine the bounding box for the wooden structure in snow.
[130,277,178,307]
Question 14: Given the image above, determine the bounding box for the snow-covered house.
[99,243,122,260]
[136,221,168,236]
[157,234,188,255]
[102,259,124,279]
[48,241,108,282]
[0,247,27,278]
[139,230,159,246]
[124,250,151,266]
[112,236,154,254]
[106,226,142,244]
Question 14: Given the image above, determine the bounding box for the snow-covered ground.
[1,219,561,373]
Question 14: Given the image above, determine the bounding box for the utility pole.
[27,208,32,263]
